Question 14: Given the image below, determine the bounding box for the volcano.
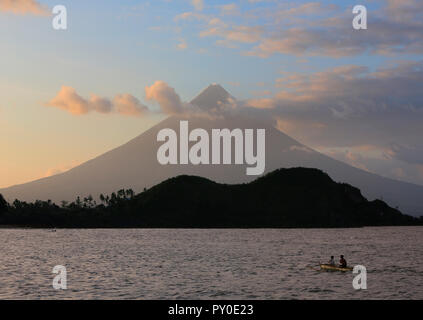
[191,83,234,111]
[1,84,423,216]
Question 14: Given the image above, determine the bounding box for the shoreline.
[1,225,422,230]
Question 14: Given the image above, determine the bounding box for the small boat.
[319,264,353,272]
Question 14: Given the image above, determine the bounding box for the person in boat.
[328,256,335,265]
[339,255,347,268]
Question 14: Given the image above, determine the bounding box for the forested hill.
[0,168,421,228]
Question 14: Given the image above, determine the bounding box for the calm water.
[0,227,421,300]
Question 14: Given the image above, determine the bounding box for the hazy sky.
[1,0,423,188]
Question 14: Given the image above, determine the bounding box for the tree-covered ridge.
[0,168,421,228]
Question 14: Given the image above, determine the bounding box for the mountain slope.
[1,85,423,217]
[191,83,234,111]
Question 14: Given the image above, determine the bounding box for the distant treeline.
[0,168,422,228]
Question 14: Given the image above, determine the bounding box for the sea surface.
[0,227,421,300]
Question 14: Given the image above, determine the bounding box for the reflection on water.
[0,227,421,299]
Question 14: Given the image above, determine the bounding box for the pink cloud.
[47,86,148,117]
[145,81,185,115]
[114,94,148,117]
[175,0,423,58]
[0,0,49,16]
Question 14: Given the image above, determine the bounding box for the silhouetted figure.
[339,255,347,268]
[328,256,335,265]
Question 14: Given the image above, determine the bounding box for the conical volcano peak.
[191,83,235,111]
[196,83,230,97]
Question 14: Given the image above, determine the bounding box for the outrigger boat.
[319,264,353,272]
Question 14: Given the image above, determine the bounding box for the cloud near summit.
[145,81,185,115]
[47,81,193,118]
[47,81,242,119]
[246,60,423,146]
[243,60,423,184]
